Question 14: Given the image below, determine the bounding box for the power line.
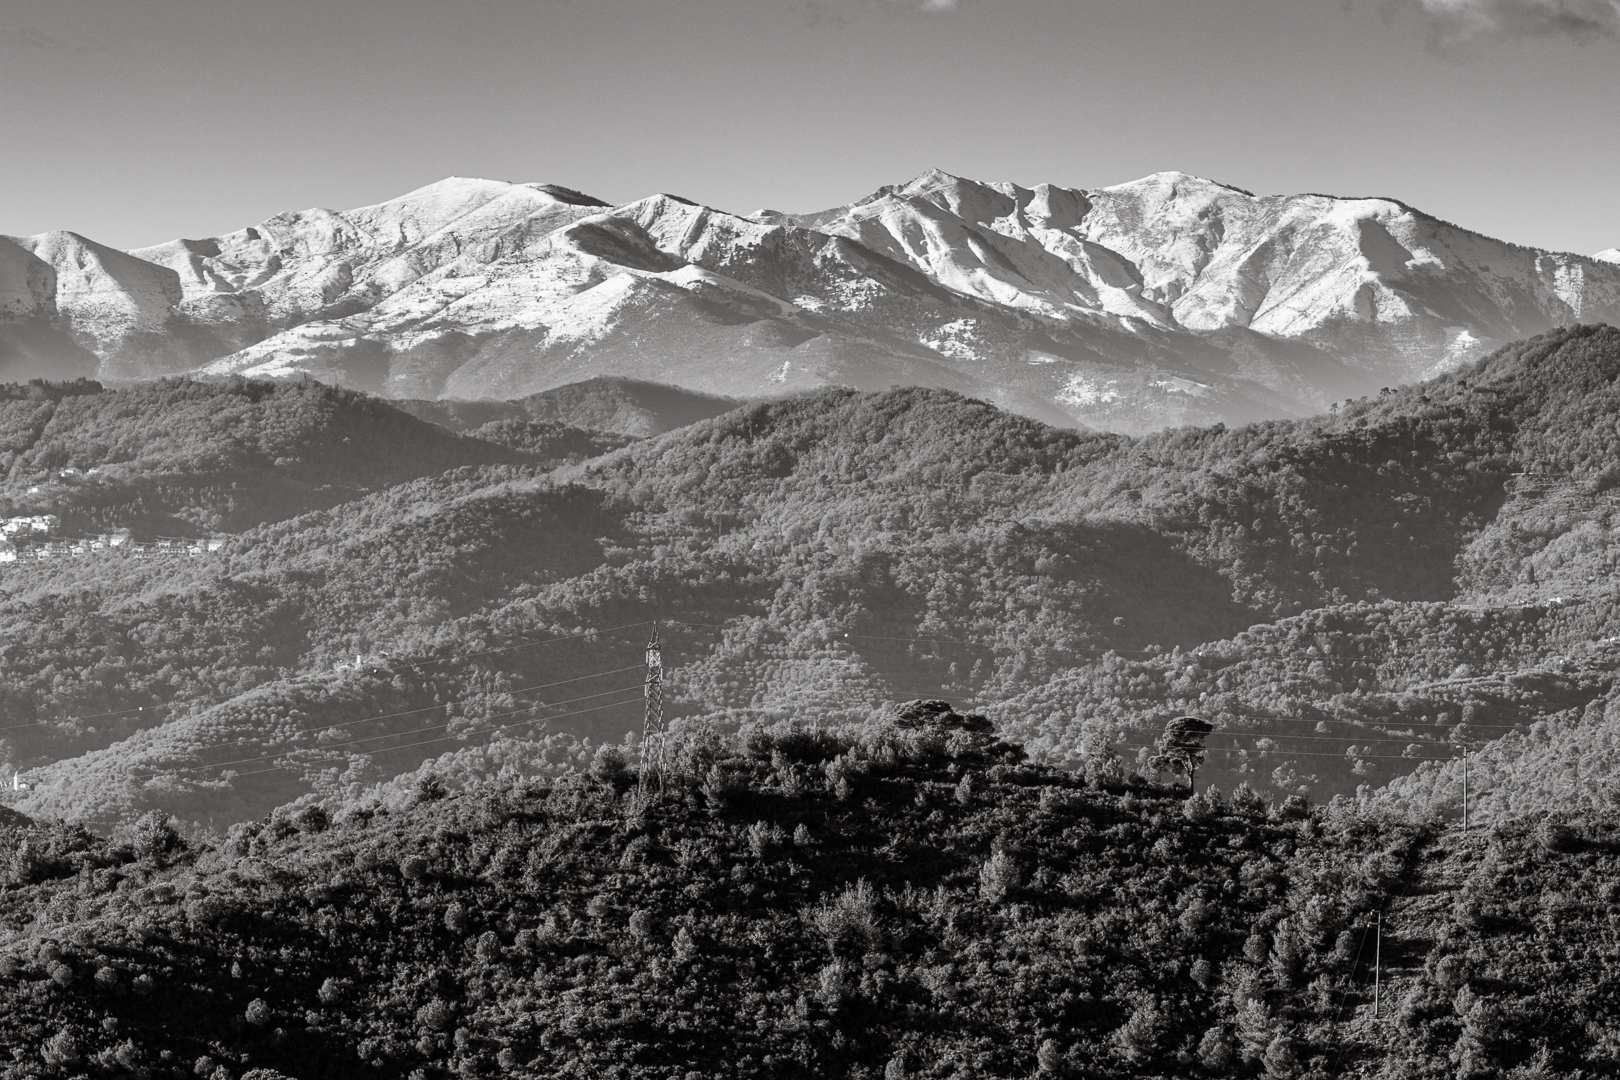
[4,613,1581,792]
[1114,741,1449,762]
[679,620,1166,656]
[385,619,656,670]
[1191,729,1511,745]
[1020,705,1560,732]
[0,621,657,739]
[226,694,649,781]
[0,611,1578,744]
[675,622,1584,732]
[14,651,654,789]
[123,682,648,781]
[0,702,175,734]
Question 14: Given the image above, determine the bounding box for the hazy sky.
[2,0,1616,253]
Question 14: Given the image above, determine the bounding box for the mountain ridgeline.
[7,171,1620,433]
[0,325,1618,834]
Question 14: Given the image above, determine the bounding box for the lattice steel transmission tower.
[641,625,665,785]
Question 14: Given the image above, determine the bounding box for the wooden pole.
[1373,911,1382,1020]
[1462,748,1469,835]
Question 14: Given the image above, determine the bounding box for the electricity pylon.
[641,625,665,788]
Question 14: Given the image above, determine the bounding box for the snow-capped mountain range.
[3,170,1618,432]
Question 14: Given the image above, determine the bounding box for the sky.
[1,0,1617,254]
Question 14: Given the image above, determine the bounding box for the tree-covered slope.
[0,710,1615,1080]
[0,379,532,535]
[395,376,740,439]
[9,326,1620,828]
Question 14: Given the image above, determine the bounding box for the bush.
[41,1031,81,1066]
[416,999,453,1032]
[133,811,184,862]
[978,848,1021,903]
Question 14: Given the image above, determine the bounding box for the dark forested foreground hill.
[9,327,1620,829]
[0,708,1615,1080]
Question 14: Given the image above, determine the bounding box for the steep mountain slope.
[7,173,1619,433]
[0,238,110,381]
[0,238,55,321]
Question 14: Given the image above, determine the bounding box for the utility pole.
[1373,911,1382,1020]
[641,625,665,788]
[1462,748,1469,835]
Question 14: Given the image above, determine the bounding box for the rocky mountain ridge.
[5,171,1620,432]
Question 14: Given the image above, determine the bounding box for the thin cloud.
[796,0,965,26]
[1398,0,1620,44]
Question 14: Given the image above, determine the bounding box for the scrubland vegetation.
[6,702,1616,1079]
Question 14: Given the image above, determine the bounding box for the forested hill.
[7,327,1620,829]
[1,710,1616,1080]
[395,376,740,439]
[0,378,574,535]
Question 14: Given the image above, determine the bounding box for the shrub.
[700,763,752,809]
[416,999,453,1032]
[42,1031,81,1066]
[805,879,881,953]
[133,810,184,862]
[589,745,629,784]
[978,849,1021,903]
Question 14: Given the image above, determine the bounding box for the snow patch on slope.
[1058,373,1121,407]
[0,238,56,320]
[13,231,181,350]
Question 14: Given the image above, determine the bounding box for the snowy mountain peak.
[1102,170,1257,199]
[370,176,610,213]
[385,175,522,201]
[10,231,182,351]
[1597,248,1620,265]
[6,171,1620,434]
